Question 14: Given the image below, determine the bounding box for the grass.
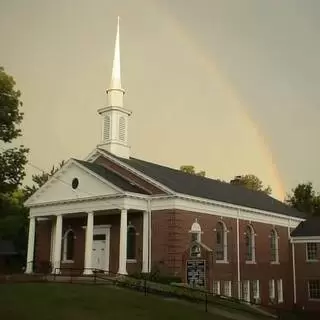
[0,282,231,320]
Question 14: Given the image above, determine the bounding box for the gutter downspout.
[292,242,296,304]
[147,198,152,273]
[288,219,297,305]
[237,209,241,299]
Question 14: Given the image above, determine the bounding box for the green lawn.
[0,283,229,320]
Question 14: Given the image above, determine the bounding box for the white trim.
[269,279,275,300]
[28,195,148,217]
[127,259,137,263]
[223,280,232,297]
[73,160,124,193]
[243,280,250,302]
[24,158,74,206]
[236,210,241,299]
[277,279,284,303]
[305,243,319,262]
[292,243,297,304]
[213,280,221,295]
[253,280,260,300]
[245,224,256,263]
[270,228,279,264]
[291,236,320,243]
[151,196,303,228]
[215,220,228,262]
[92,225,111,272]
[24,159,125,207]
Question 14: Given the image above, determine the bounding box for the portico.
[26,201,150,276]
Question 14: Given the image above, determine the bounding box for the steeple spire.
[110,16,121,89]
[97,17,132,159]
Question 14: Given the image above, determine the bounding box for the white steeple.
[110,16,121,90]
[98,17,132,159]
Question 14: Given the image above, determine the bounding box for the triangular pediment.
[25,159,123,206]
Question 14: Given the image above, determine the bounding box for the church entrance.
[92,236,106,270]
[91,226,111,273]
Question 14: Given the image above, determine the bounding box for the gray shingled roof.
[117,156,305,218]
[291,217,320,237]
[73,159,149,194]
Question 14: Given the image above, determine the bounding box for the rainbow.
[148,1,286,200]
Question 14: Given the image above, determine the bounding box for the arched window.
[127,226,136,260]
[189,219,202,258]
[216,222,228,262]
[245,225,255,262]
[63,229,75,262]
[270,229,279,263]
[189,219,202,242]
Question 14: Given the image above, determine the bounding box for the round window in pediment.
[72,178,79,189]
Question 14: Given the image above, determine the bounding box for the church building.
[25,18,316,310]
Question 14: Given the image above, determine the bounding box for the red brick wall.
[151,209,293,307]
[35,220,51,271]
[294,243,320,311]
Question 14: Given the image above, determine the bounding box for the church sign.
[186,259,206,287]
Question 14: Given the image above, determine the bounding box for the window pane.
[245,227,253,261]
[270,230,278,262]
[127,228,136,259]
[93,234,106,241]
[307,243,318,261]
[308,280,320,299]
[66,231,74,260]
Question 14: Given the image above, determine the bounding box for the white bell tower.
[97,17,132,159]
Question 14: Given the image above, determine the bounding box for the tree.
[180,165,206,177]
[230,174,272,195]
[0,66,29,193]
[0,67,29,261]
[286,182,320,216]
[24,160,65,197]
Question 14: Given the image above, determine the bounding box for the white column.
[52,214,63,274]
[25,216,36,274]
[84,211,94,275]
[142,210,149,273]
[118,209,128,275]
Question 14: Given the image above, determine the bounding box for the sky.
[1,0,320,201]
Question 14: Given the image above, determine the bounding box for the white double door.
[91,227,110,272]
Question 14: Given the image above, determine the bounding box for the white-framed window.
[277,279,284,303]
[269,279,275,300]
[270,229,279,263]
[252,280,260,300]
[213,280,221,295]
[242,280,250,302]
[308,280,320,300]
[223,281,232,297]
[245,225,255,262]
[306,243,319,261]
[189,219,202,258]
[62,229,75,262]
[215,221,228,262]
